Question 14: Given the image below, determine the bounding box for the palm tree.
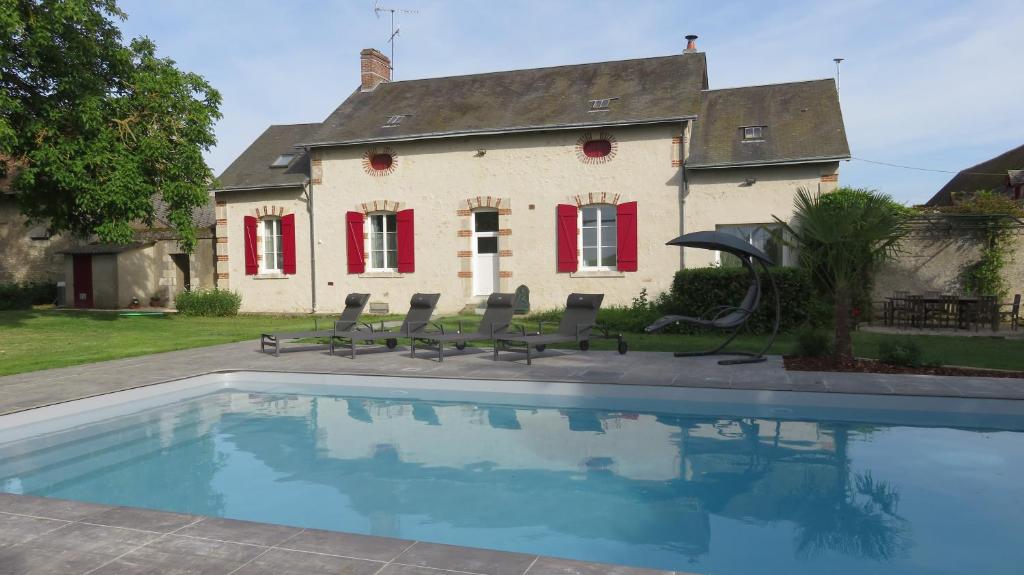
[776,188,908,360]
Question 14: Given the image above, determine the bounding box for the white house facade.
[213,41,849,314]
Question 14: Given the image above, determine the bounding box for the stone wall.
[874,229,1024,299]
[0,196,75,284]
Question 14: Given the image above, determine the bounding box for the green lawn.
[1,309,1022,376]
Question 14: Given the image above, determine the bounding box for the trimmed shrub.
[661,266,822,334]
[877,339,923,368]
[0,282,57,311]
[794,328,833,358]
[174,288,242,317]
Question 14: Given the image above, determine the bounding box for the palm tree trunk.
[834,288,854,361]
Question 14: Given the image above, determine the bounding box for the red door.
[73,254,94,308]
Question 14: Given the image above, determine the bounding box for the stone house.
[213,39,850,314]
[0,158,218,308]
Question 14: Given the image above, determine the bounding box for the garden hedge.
[174,288,242,317]
[660,266,824,334]
[0,282,57,310]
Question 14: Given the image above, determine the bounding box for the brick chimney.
[684,34,699,53]
[360,48,391,92]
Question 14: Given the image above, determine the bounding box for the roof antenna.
[374,1,418,78]
[833,58,844,101]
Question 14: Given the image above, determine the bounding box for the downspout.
[304,147,317,314]
[679,120,690,269]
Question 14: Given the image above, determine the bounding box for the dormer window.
[270,154,295,168]
[741,126,765,141]
[383,114,410,128]
[588,97,619,112]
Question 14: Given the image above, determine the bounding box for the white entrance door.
[473,210,499,296]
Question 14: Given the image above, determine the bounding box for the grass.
[1,309,1022,376]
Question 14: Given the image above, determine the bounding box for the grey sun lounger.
[260,293,370,356]
[494,293,627,365]
[330,293,441,359]
[412,292,515,361]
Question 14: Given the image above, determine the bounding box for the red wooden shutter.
[281,213,296,275]
[346,211,365,274]
[617,201,638,272]
[244,216,258,275]
[396,209,415,273]
[556,204,578,272]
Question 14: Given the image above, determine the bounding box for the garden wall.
[873,230,1024,299]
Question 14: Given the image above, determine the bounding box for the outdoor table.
[885,296,996,331]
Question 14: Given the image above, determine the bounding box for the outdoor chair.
[260,293,370,356]
[1000,294,1021,331]
[965,295,999,332]
[643,231,780,365]
[412,292,515,361]
[494,293,627,365]
[329,293,441,359]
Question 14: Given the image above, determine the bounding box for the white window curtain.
[262,218,283,272]
[580,205,617,269]
[369,213,397,271]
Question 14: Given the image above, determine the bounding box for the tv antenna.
[374,2,418,77]
[833,58,844,100]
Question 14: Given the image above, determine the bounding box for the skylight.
[588,97,619,112]
[383,115,410,128]
[270,154,296,168]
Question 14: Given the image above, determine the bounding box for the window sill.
[359,271,405,278]
[571,270,625,278]
[254,273,289,280]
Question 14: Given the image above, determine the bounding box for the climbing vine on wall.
[933,191,1024,298]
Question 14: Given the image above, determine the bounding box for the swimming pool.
[0,372,1022,574]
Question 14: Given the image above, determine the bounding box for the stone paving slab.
[0,494,681,575]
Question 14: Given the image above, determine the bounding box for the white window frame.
[714,223,787,267]
[261,217,283,274]
[578,204,618,271]
[742,125,765,140]
[367,212,398,272]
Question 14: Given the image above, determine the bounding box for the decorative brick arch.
[362,146,398,176]
[357,199,405,214]
[571,192,622,207]
[253,205,290,219]
[575,130,618,165]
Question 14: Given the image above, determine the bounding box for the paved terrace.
[0,341,1022,574]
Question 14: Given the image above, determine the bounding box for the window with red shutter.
[346,211,365,274]
[281,214,296,274]
[616,201,638,272]
[556,204,578,272]
[396,209,415,273]
[244,216,258,275]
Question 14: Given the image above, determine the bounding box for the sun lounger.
[330,293,441,359]
[412,292,515,361]
[494,293,627,365]
[260,293,370,356]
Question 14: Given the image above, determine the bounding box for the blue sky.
[117,0,1023,205]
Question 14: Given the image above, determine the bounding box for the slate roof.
[305,53,709,147]
[925,143,1024,206]
[214,123,319,191]
[686,79,850,168]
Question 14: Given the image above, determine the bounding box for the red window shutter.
[281,213,296,274]
[244,216,258,275]
[396,209,415,273]
[346,211,365,274]
[556,204,578,273]
[617,201,638,272]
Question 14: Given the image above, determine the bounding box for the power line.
[851,156,1009,177]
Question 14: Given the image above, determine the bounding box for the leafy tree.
[776,188,908,360]
[0,0,221,251]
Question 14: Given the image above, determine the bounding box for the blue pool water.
[1,384,1022,574]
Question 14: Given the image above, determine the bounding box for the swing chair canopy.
[666,230,773,265]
